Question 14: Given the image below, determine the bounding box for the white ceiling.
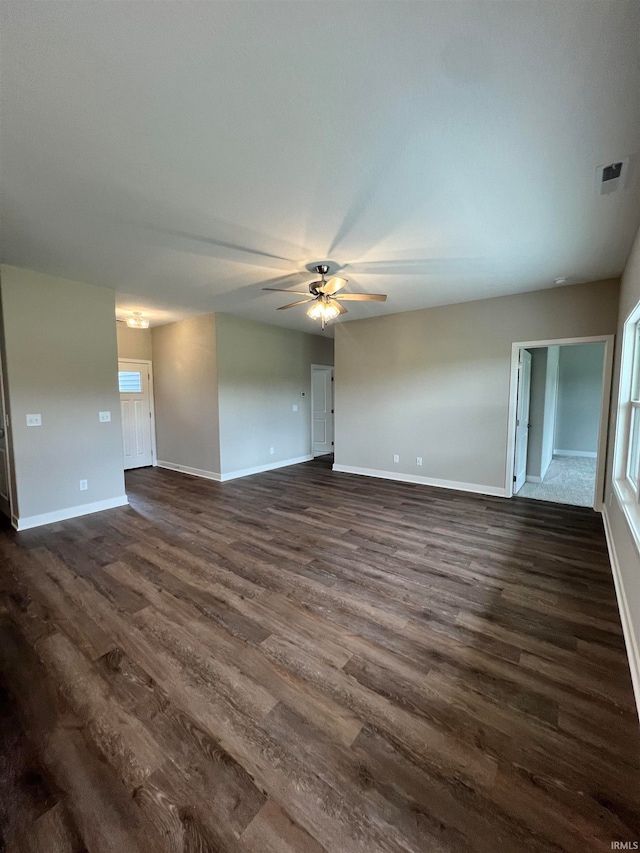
[1,1,639,335]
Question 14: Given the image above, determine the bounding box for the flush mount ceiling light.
[126,312,149,329]
[263,264,387,330]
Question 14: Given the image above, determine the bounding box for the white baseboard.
[331,464,509,498]
[525,456,554,485]
[554,449,597,458]
[157,461,222,481]
[221,455,314,482]
[14,495,129,531]
[157,455,314,484]
[602,505,640,723]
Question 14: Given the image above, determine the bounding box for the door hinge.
[513,475,517,482]
[331,441,334,446]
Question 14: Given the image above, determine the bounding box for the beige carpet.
[517,455,596,507]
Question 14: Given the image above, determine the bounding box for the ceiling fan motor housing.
[309,264,330,295]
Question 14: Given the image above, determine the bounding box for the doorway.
[506,336,614,509]
[118,359,156,470]
[0,350,12,519]
[311,364,334,457]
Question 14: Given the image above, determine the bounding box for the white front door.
[311,366,334,455]
[514,348,532,493]
[118,360,154,470]
[0,357,11,518]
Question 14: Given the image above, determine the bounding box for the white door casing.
[118,359,155,470]
[513,349,532,494]
[311,365,334,455]
[0,355,10,518]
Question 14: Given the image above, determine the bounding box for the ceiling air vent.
[596,157,629,195]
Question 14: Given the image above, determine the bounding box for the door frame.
[310,364,334,456]
[505,335,614,510]
[0,345,15,520]
[513,348,532,494]
[118,358,158,468]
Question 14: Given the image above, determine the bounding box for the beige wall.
[152,314,220,475]
[334,279,619,491]
[604,225,640,706]
[151,312,333,478]
[554,342,605,454]
[116,323,152,361]
[0,265,126,525]
[216,314,333,476]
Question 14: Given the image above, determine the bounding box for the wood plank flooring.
[0,457,639,852]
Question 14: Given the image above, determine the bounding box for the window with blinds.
[118,371,142,393]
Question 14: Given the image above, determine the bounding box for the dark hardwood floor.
[0,459,639,852]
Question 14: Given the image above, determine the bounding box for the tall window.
[627,324,640,493]
[614,304,640,545]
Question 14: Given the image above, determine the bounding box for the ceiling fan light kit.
[263,264,387,330]
[307,297,341,328]
[126,311,149,329]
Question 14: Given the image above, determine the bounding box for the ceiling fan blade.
[325,299,347,314]
[334,293,387,301]
[344,257,482,275]
[318,276,348,295]
[277,298,315,310]
[263,288,310,293]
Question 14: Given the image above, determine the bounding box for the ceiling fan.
[263,264,387,329]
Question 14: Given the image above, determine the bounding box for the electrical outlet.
[270,447,275,455]
[99,411,111,422]
[79,480,88,491]
[26,414,42,427]
[393,454,400,463]
[417,457,423,466]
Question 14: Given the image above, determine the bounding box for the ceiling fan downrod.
[310,264,330,296]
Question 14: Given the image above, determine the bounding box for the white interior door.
[119,360,154,470]
[0,359,11,518]
[311,366,334,455]
[514,349,532,493]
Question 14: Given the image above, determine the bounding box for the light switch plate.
[292,404,298,412]
[26,414,42,427]
[99,411,111,422]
